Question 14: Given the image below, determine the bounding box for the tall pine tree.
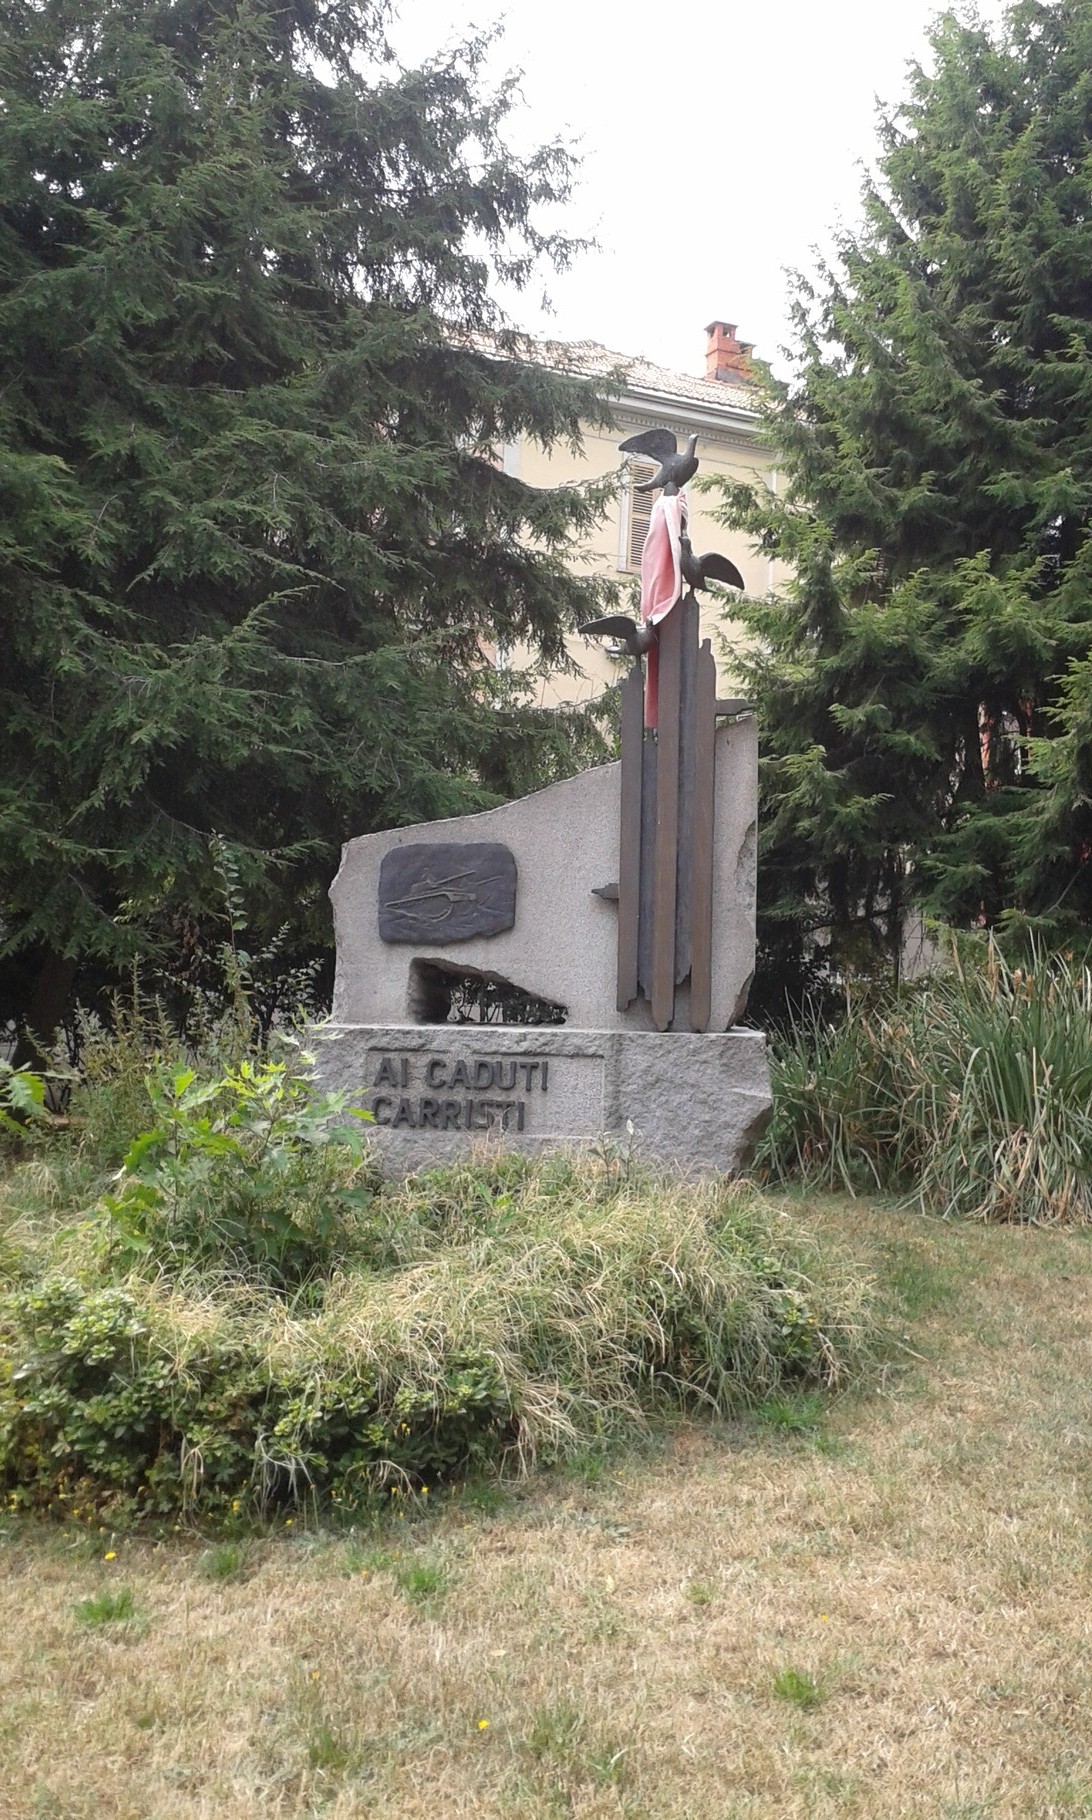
[710,0,1092,1004]
[0,0,617,1048]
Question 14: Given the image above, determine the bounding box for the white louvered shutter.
[625,461,657,570]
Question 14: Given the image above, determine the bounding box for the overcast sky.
[390,0,1008,380]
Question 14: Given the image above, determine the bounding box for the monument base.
[316,1024,771,1178]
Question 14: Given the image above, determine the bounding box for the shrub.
[760,938,1092,1223]
[0,1062,48,1145]
[910,945,1092,1223]
[0,1155,875,1521]
[70,988,194,1169]
[97,1053,376,1289]
[757,998,905,1196]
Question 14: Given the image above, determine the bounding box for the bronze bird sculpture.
[619,428,699,494]
[578,613,656,656]
[678,533,744,594]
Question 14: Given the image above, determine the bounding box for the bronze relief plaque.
[378,843,518,944]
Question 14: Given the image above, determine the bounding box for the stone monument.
[318,426,772,1175]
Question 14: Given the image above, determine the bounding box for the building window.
[619,459,657,571]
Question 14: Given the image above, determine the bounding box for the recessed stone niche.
[407,958,567,1027]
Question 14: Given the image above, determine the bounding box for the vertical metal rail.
[616,661,644,1010]
[673,593,699,987]
[689,637,718,1030]
[650,605,683,1029]
[636,735,658,1001]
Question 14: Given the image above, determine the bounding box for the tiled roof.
[530,336,760,415]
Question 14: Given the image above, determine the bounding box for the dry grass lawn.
[3,1195,1092,1819]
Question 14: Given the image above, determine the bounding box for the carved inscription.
[378,842,517,944]
[363,1049,604,1136]
[367,1050,547,1132]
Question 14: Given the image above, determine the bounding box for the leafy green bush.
[760,938,1092,1223]
[0,1061,47,1144]
[0,1155,874,1521]
[98,1054,376,1288]
[64,847,328,1174]
[69,936,311,1173]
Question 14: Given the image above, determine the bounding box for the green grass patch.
[393,1559,450,1607]
[883,1239,959,1318]
[753,1389,828,1436]
[525,1698,627,1788]
[453,1477,513,1518]
[199,1541,250,1583]
[341,1540,399,1579]
[306,1719,355,1774]
[74,1586,137,1627]
[772,1665,824,1710]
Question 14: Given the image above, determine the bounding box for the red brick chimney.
[705,320,753,382]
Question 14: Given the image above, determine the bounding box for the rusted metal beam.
[616,660,644,1010]
[637,735,657,999]
[650,606,683,1030]
[690,637,718,1031]
[673,593,699,989]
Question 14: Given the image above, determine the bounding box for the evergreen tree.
[710,0,1092,1003]
[0,0,616,1048]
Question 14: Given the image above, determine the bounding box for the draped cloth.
[639,492,687,728]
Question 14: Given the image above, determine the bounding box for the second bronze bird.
[578,541,744,651]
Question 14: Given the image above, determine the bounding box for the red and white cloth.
[639,492,687,728]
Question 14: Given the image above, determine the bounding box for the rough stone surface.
[329,720,757,1033]
[316,1023,771,1178]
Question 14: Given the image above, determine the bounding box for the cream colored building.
[500,320,777,707]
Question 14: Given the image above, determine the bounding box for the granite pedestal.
[318,1022,771,1178]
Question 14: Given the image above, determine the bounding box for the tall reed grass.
[760,940,1092,1223]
